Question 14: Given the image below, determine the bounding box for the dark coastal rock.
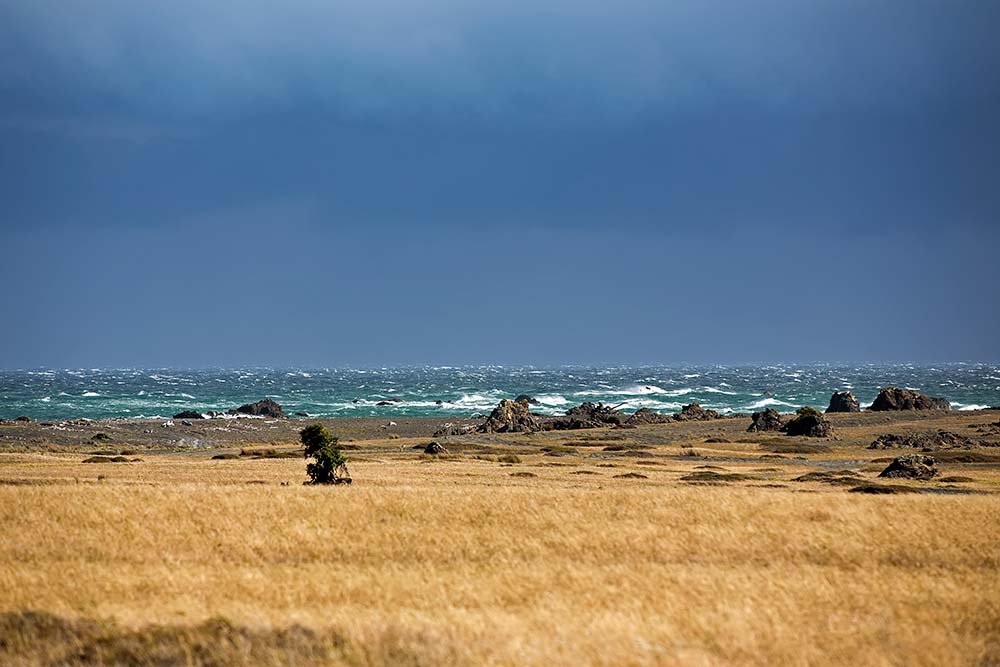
[782,407,832,437]
[625,408,673,426]
[826,391,860,413]
[433,423,475,437]
[870,387,950,411]
[673,403,721,422]
[423,441,448,455]
[869,430,974,450]
[549,402,624,430]
[231,398,285,418]
[878,454,938,480]
[294,411,309,417]
[14,416,32,422]
[376,401,395,406]
[747,408,784,432]
[478,399,541,433]
[172,410,204,420]
[515,394,539,405]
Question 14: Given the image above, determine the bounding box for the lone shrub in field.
[300,424,351,485]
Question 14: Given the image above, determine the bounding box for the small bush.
[497,454,521,464]
[300,424,350,485]
[89,433,111,442]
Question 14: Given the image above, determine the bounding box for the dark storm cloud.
[1,0,998,366]
[4,0,999,122]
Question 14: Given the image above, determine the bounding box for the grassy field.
[2,411,1000,666]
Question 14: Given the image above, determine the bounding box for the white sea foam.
[534,395,569,406]
[40,396,51,402]
[82,391,100,397]
[745,398,798,410]
[575,385,672,397]
[953,403,990,411]
[613,398,684,411]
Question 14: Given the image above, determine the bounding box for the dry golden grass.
[2,411,1000,665]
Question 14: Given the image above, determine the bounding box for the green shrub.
[300,424,350,485]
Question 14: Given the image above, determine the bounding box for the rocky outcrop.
[673,403,721,421]
[869,430,974,450]
[423,441,448,455]
[782,407,832,437]
[230,398,285,418]
[478,399,540,433]
[172,410,204,420]
[870,387,950,411]
[515,394,539,405]
[550,402,624,430]
[14,415,32,422]
[878,454,938,480]
[826,391,860,413]
[625,408,673,426]
[747,408,784,432]
[433,423,475,437]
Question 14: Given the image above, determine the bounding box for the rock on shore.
[826,391,860,413]
[878,455,938,480]
[550,402,625,429]
[782,407,832,437]
[747,408,784,432]
[673,403,721,421]
[870,387,950,411]
[230,398,285,419]
[478,398,540,433]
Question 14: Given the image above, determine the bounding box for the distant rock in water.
[625,408,673,426]
[826,391,860,413]
[782,407,832,437]
[515,394,539,405]
[550,402,624,430]
[478,399,540,433]
[870,387,950,411]
[173,410,204,420]
[878,454,938,480]
[747,408,784,432]
[230,398,285,419]
[15,416,32,422]
[673,403,721,422]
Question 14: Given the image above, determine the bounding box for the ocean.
[1,364,998,421]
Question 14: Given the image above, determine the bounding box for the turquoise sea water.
[1,364,998,421]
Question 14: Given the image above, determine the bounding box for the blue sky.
[1,0,998,367]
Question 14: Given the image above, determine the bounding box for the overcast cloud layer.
[1,0,998,366]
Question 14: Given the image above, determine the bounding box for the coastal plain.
[2,409,1000,666]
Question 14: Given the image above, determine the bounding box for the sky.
[1,0,999,367]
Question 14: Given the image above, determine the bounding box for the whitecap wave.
[953,403,990,411]
[700,386,739,395]
[82,391,100,397]
[575,385,673,397]
[534,395,569,406]
[744,398,798,410]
